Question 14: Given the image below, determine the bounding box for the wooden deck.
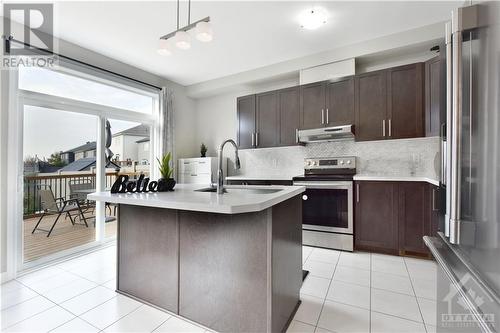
[24,212,117,262]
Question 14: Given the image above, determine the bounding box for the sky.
[20,67,154,160]
[23,106,141,160]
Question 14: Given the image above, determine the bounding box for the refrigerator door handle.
[444,21,453,238]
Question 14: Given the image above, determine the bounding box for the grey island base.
[89,184,305,333]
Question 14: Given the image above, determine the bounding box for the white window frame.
[6,66,160,275]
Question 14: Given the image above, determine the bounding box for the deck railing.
[23,171,148,218]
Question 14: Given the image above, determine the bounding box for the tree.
[47,152,67,167]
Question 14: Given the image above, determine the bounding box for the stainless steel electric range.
[293,157,356,251]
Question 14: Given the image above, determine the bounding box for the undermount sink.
[195,187,283,194]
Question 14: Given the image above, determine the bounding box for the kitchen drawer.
[196,160,211,174]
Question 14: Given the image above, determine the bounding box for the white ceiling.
[49,1,459,86]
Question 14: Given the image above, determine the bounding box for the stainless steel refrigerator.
[424,2,500,332]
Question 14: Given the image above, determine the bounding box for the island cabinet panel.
[271,196,302,333]
[326,77,355,127]
[398,182,429,255]
[278,86,300,146]
[354,181,399,254]
[178,210,270,333]
[256,91,279,148]
[237,94,256,149]
[425,56,445,137]
[387,63,425,139]
[354,71,387,141]
[117,205,179,313]
[300,81,326,130]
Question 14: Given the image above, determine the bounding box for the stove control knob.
[347,160,351,165]
[340,160,345,165]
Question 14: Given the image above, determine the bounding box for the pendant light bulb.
[175,30,191,50]
[157,39,172,56]
[195,21,213,42]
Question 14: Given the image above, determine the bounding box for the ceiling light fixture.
[158,0,212,55]
[299,7,328,30]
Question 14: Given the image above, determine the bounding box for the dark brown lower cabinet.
[355,181,439,256]
[354,181,399,254]
[398,182,428,255]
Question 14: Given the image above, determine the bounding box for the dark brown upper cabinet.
[237,94,256,149]
[387,63,424,139]
[355,70,387,141]
[278,86,300,146]
[425,56,445,137]
[326,77,355,127]
[256,91,279,148]
[354,181,399,254]
[299,81,326,130]
[355,63,424,141]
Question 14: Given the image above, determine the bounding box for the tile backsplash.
[230,137,441,180]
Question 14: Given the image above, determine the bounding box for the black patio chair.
[31,185,88,237]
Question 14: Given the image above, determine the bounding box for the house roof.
[63,141,96,154]
[59,157,96,172]
[113,124,149,137]
[136,137,150,143]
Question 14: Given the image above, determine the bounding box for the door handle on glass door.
[321,109,325,125]
[326,108,329,124]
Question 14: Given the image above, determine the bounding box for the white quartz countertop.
[88,184,305,214]
[226,175,439,186]
[353,175,439,186]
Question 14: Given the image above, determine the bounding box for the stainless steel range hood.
[298,125,355,143]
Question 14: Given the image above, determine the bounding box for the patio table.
[72,188,116,223]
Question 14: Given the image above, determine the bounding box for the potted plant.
[200,143,207,158]
[157,152,176,191]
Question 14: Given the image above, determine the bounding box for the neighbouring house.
[61,141,97,164]
[24,160,62,174]
[109,124,149,163]
[136,138,150,165]
[59,157,120,172]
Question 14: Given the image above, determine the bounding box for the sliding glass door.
[12,65,158,270]
[23,106,99,263]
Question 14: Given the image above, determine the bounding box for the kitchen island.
[88,184,305,333]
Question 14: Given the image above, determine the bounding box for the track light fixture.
[158,0,212,56]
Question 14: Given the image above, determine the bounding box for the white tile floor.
[1,244,438,333]
[292,246,438,333]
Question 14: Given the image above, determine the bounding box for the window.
[19,67,155,114]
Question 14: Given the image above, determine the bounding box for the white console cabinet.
[178,157,226,185]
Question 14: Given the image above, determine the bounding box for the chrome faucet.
[217,139,241,194]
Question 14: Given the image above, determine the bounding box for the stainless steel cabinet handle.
[295,129,299,143]
[432,188,438,211]
[388,119,392,137]
[251,133,255,147]
[326,108,329,124]
[255,132,259,147]
[321,109,325,125]
[356,184,360,202]
[302,194,308,201]
[382,119,386,137]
